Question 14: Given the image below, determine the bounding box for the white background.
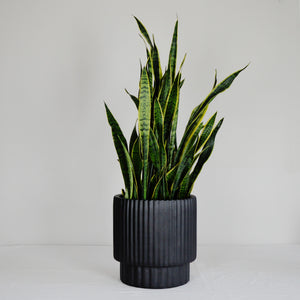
[0,0,299,246]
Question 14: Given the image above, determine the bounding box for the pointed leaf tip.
[134,16,153,47]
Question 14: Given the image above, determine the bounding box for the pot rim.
[114,194,196,201]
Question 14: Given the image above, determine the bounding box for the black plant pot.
[113,194,197,289]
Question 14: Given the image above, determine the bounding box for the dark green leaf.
[166,163,178,188]
[158,68,171,111]
[138,67,152,199]
[151,174,163,199]
[186,65,248,131]
[131,138,142,195]
[149,128,160,170]
[125,89,139,109]
[213,69,217,89]
[188,118,224,193]
[168,20,178,82]
[151,42,162,86]
[178,173,190,198]
[179,79,185,88]
[129,122,138,155]
[154,99,164,144]
[163,74,180,142]
[179,53,186,72]
[171,143,195,198]
[196,112,217,153]
[175,113,204,166]
[134,16,153,47]
[104,103,128,150]
[146,48,153,89]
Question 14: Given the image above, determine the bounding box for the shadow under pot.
[113,194,197,289]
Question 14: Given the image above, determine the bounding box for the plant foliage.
[105,17,247,200]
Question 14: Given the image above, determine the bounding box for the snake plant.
[105,17,247,200]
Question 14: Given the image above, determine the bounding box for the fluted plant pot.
[113,194,197,289]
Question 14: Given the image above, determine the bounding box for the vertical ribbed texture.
[113,195,197,288]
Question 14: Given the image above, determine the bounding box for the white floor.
[0,245,299,300]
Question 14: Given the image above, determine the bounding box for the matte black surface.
[113,195,197,288]
[120,263,190,289]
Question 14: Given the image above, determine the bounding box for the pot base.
[120,263,190,289]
